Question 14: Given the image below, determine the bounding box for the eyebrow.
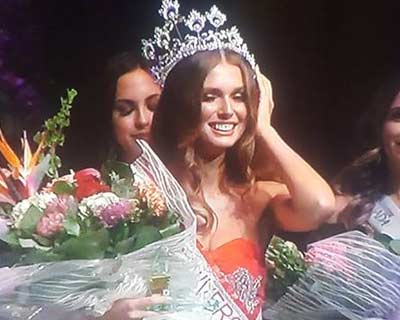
[145,93,161,102]
[202,86,245,94]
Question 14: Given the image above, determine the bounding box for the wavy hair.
[151,50,259,231]
[335,74,400,230]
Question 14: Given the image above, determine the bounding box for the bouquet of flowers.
[264,231,400,320]
[1,164,181,264]
[0,90,211,319]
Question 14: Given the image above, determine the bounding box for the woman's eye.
[232,93,245,102]
[202,94,217,102]
[147,95,160,112]
[388,108,400,121]
[114,103,135,116]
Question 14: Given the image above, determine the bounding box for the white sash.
[135,141,259,320]
[369,195,400,239]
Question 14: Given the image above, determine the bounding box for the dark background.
[1,0,400,179]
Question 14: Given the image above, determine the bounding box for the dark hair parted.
[101,51,153,162]
[335,74,400,230]
[151,50,259,230]
[105,51,151,111]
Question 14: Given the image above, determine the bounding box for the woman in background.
[105,51,161,163]
[332,75,400,238]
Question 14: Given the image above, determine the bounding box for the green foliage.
[52,181,76,195]
[102,160,136,198]
[63,214,80,237]
[54,229,109,260]
[0,230,19,246]
[389,239,400,255]
[132,225,162,251]
[34,88,78,178]
[266,236,307,301]
[19,205,43,236]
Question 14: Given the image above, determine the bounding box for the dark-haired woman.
[333,76,400,239]
[106,51,161,163]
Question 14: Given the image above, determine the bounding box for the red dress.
[198,238,266,320]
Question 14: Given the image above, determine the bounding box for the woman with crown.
[100,1,335,319]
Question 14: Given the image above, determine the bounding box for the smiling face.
[196,62,248,157]
[112,68,161,160]
[383,90,400,167]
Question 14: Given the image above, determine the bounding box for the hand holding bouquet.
[0,90,210,319]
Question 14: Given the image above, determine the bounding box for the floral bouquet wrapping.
[0,91,212,319]
[263,231,400,320]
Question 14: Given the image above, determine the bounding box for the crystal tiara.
[141,0,257,85]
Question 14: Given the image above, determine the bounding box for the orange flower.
[136,183,167,217]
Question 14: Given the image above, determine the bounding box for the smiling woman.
[147,48,335,319]
[198,61,248,156]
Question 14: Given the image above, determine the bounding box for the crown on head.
[141,0,257,85]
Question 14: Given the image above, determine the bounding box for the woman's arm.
[256,72,335,231]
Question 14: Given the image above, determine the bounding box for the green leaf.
[32,233,52,247]
[54,229,109,259]
[159,222,182,238]
[389,239,400,255]
[20,248,64,264]
[375,233,393,249]
[112,222,130,242]
[115,235,137,254]
[132,225,162,251]
[102,160,134,185]
[63,215,80,237]
[52,181,76,195]
[19,205,43,235]
[67,88,78,103]
[0,230,20,246]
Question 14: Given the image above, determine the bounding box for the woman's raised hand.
[256,68,275,134]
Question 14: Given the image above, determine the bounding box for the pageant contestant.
[103,1,335,319]
[263,77,400,320]
[106,51,161,163]
[334,75,400,239]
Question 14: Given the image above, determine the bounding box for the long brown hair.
[335,74,400,230]
[151,49,259,231]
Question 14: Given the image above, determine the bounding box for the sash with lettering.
[133,141,261,320]
[369,195,400,239]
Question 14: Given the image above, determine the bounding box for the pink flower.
[36,212,65,238]
[98,199,133,227]
[305,241,351,274]
[36,195,74,238]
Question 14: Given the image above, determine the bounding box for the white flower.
[158,0,180,21]
[154,27,170,50]
[78,192,120,217]
[11,192,57,228]
[185,10,206,33]
[206,6,226,29]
